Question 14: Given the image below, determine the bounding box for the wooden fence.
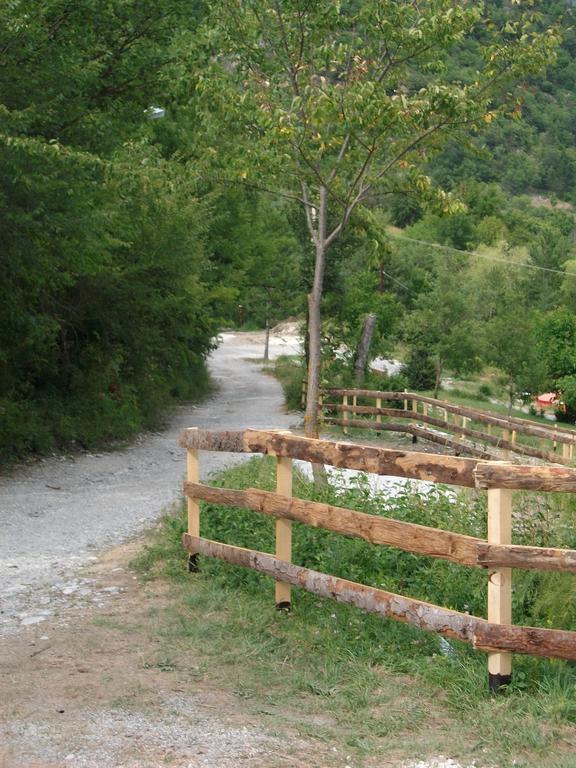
[180,427,576,693]
[313,387,576,465]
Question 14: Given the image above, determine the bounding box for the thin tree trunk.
[434,359,443,399]
[263,318,270,362]
[304,187,328,441]
[263,299,270,362]
[303,188,330,486]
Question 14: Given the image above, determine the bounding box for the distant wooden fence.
[309,387,576,465]
[180,427,576,693]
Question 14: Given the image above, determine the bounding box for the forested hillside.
[2,0,576,462]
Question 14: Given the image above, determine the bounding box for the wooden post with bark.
[186,428,200,573]
[376,397,382,424]
[275,455,293,610]
[343,394,349,435]
[354,313,377,382]
[487,484,513,692]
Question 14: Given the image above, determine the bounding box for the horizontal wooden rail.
[324,404,567,465]
[180,428,576,492]
[322,388,576,445]
[184,482,576,573]
[325,417,494,460]
[183,534,576,661]
[475,463,576,492]
[181,427,479,487]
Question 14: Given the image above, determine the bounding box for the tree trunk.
[263,319,270,362]
[263,300,270,362]
[354,313,377,383]
[304,187,328,441]
[508,384,514,416]
[304,249,325,440]
[434,359,443,399]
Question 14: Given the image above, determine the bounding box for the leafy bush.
[401,346,437,391]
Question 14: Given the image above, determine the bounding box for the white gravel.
[0,332,298,636]
[405,760,492,768]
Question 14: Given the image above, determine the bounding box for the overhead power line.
[386,231,575,278]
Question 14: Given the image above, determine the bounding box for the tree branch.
[302,183,319,246]
[208,176,318,210]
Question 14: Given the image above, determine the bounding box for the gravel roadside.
[0,331,300,636]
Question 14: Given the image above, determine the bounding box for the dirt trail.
[0,331,300,637]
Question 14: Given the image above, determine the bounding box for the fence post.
[275,455,293,610]
[487,486,513,693]
[562,442,571,461]
[186,428,200,573]
[403,389,408,412]
[343,394,349,435]
[376,396,382,424]
[502,428,510,460]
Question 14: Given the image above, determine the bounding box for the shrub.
[401,346,437,391]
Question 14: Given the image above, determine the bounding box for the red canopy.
[535,392,559,407]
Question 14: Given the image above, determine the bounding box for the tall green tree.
[191,0,559,437]
[0,0,216,460]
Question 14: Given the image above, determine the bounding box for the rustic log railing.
[314,387,576,465]
[180,427,576,693]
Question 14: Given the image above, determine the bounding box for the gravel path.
[0,331,301,636]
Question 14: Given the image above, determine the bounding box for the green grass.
[264,355,305,412]
[134,458,576,768]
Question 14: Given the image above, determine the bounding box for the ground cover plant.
[136,457,576,768]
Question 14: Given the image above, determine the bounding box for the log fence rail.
[180,427,576,692]
[312,387,576,466]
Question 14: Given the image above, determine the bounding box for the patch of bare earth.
[0,541,334,768]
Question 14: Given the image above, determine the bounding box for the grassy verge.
[135,458,576,768]
[264,355,305,412]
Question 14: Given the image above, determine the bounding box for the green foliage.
[537,307,576,420]
[431,1,576,202]
[0,0,217,462]
[401,346,437,391]
[204,189,304,327]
